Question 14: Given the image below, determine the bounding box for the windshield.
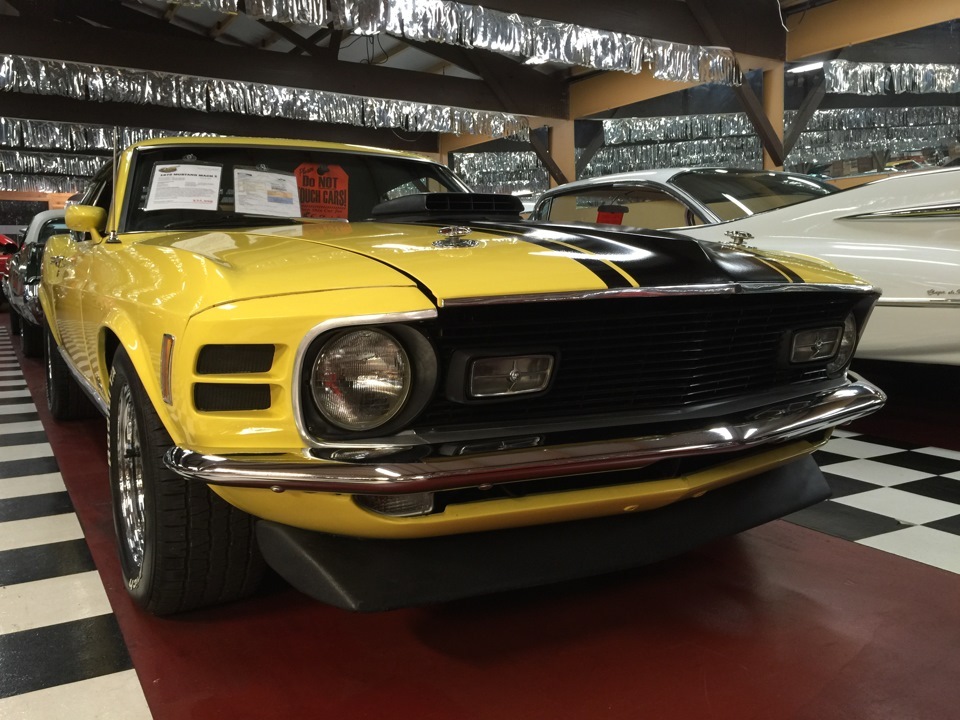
[122,144,468,232]
[669,169,836,222]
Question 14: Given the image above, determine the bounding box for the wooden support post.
[783,78,826,158]
[529,127,570,187]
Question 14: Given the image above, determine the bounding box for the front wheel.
[9,310,20,336]
[21,322,42,358]
[108,350,264,615]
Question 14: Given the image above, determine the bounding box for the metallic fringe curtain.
[160,0,740,86]
[0,117,217,193]
[0,55,529,139]
[581,137,762,178]
[785,106,960,166]
[825,60,960,95]
[450,151,548,195]
[584,112,761,176]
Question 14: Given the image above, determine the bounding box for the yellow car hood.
[149,218,865,311]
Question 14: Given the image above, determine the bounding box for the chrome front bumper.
[166,373,885,494]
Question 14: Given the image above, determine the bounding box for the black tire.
[21,322,42,358]
[44,326,86,420]
[9,310,20,336]
[108,349,264,615]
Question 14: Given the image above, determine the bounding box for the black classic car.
[5,209,67,357]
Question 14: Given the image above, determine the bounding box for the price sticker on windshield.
[145,163,222,211]
[234,168,301,217]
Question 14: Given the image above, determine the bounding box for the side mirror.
[65,204,107,235]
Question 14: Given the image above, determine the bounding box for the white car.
[532,168,837,228]
[534,168,960,366]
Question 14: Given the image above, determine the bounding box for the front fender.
[98,308,184,445]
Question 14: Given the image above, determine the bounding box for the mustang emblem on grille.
[434,225,479,248]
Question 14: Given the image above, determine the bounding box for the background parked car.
[538,167,960,366]
[0,233,18,298]
[3,209,66,356]
[531,167,837,228]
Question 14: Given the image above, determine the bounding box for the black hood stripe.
[414,220,633,290]
[526,236,635,289]
[471,221,801,287]
[749,253,805,283]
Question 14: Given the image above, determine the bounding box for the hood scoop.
[370,192,523,223]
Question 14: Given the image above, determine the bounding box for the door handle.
[48,255,64,267]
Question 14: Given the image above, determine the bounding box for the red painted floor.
[17,346,960,720]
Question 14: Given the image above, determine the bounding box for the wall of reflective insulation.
[160,0,740,86]
[784,106,960,169]
[450,151,549,196]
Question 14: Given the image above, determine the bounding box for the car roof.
[536,167,812,199]
[128,135,431,162]
[29,209,66,226]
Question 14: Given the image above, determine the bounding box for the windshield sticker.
[145,163,223,211]
[295,163,349,219]
[234,167,301,218]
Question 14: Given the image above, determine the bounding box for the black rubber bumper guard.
[256,454,829,612]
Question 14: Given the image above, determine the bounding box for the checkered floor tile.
[788,429,960,574]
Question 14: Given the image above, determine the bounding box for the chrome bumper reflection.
[166,373,885,494]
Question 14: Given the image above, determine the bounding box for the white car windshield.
[670,169,836,221]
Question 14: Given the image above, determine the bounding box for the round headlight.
[826,313,858,375]
[311,329,411,431]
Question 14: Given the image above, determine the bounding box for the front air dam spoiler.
[256,455,828,612]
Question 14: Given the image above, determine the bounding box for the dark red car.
[0,234,19,293]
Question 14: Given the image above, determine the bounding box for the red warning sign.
[295,163,349,219]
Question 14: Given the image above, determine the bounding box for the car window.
[669,170,835,221]
[121,145,467,232]
[38,220,68,245]
[541,186,694,229]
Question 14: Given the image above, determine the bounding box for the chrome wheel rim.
[115,383,146,581]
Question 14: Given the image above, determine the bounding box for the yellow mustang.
[41,137,885,613]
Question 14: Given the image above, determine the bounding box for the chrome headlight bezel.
[825,313,858,376]
[302,324,437,438]
[787,312,859,377]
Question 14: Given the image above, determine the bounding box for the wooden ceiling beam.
[686,0,785,166]
[786,0,960,60]
[783,77,826,156]
[258,20,319,54]
[402,39,566,116]
[288,27,331,55]
[209,14,239,40]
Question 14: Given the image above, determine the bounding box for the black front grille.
[416,292,858,430]
[197,344,275,374]
[194,383,271,412]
